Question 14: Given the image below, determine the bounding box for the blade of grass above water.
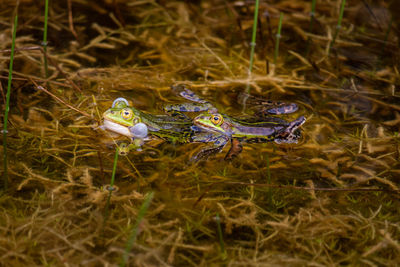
[274,13,283,65]
[328,0,346,54]
[103,146,119,226]
[243,0,259,108]
[120,191,154,267]
[43,0,49,78]
[216,213,227,260]
[248,0,259,77]
[306,0,317,56]
[2,15,18,191]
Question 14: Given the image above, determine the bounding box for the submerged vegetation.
[0,0,400,265]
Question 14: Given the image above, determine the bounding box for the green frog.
[102,86,305,161]
[191,113,305,161]
[164,85,306,161]
[102,98,199,147]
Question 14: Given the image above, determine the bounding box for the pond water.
[1,0,399,266]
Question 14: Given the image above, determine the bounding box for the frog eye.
[210,114,223,125]
[121,108,133,120]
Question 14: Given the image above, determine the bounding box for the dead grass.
[0,0,400,266]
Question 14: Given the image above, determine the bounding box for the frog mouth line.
[103,119,133,137]
[194,120,225,135]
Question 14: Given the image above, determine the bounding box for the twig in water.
[30,78,96,121]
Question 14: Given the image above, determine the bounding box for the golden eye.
[121,108,133,120]
[211,114,223,125]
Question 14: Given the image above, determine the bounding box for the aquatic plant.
[328,0,346,54]
[248,0,259,77]
[306,0,317,56]
[121,191,154,267]
[42,0,49,78]
[244,0,260,96]
[103,146,119,226]
[274,12,284,65]
[2,15,17,191]
[216,213,227,260]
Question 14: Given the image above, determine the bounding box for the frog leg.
[164,102,215,113]
[165,84,218,113]
[190,134,229,162]
[171,84,208,103]
[256,102,298,115]
[275,116,306,144]
[224,138,243,161]
[238,92,298,115]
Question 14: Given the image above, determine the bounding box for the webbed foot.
[224,139,243,161]
[190,145,224,163]
[275,116,306,144]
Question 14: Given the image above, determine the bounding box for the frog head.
[193,113,232,136]
[102,98,144,138]
[103,98,141,127]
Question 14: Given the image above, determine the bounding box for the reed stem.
[43,0,49,78]
[120,191,154,267]
[381,14,393,57]
[328,0,346,54]
[103,147,119,226]
[306,0,317,56]
[216,213,227,260]
[274,13,283,65]
[2,15,18,191]
[243,0,259,108]
[248,0,259,77]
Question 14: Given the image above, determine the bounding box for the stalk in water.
[2,15,18,191]
[328,0,346,54]
[103,146,119,225]
[216,213,227,260]
[243,0,260,109]
[43,0,49,78]
[120,191,154,267]
[306,0,317,56]
[274,13,283,65]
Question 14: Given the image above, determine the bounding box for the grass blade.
[328,0,346,54]
[243,0,259,108]
[2,15,18,191]
[381,14,393,57]
[248,0,259,77]
[274,13,283,65]
[265,153,272,205]
[306,0,317,56]
[103,146,119,226]
[120,191,154,267]
[43,0,49,78]
[216,213,227,260]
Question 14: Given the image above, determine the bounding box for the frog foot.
[190,145,225,163]
[224,139,243,161]
[275,116,306,144]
